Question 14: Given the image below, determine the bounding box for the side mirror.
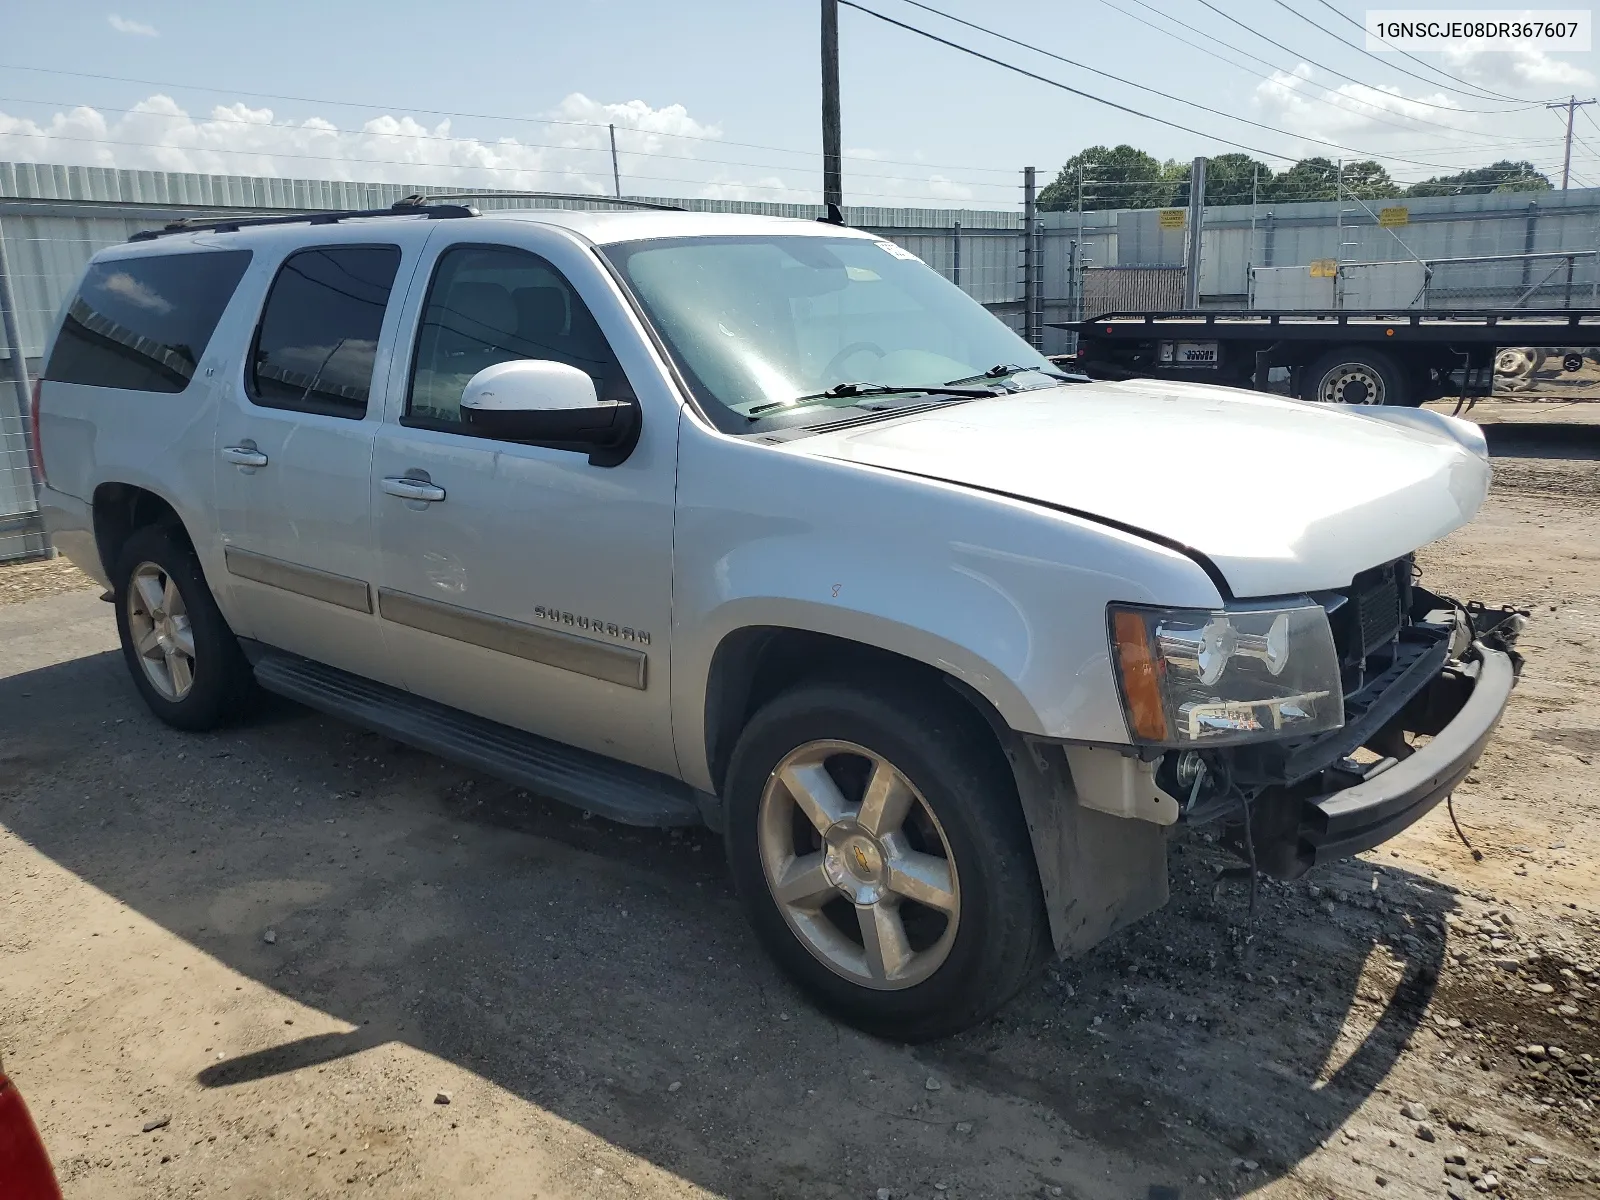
[460,359,639,466]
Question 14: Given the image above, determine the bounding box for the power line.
[1269,0,1543,106]
[1185,0,1544,113]
[0,61,1023,177]
[1306,0,1540,104]
[894,0,1535,169]
[841,1,1533,172]
[0,95,1020,191]
[1088,0,1542,150]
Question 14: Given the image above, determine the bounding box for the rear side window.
[44,250,252,393]
[249,245,402,419]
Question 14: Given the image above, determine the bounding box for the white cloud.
[108,14,158,36]
[0,92,728,195]
[1253,64,1478,153]
[0,92,993,207]
[1440,48,1595,90]
[100,270,171,312]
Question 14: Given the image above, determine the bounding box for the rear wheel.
[1301,348,1412,406]
[724,681,1049,1041]
[113,524,256,730]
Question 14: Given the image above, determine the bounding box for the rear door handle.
[221,445,269,468]
[382,476,446,503]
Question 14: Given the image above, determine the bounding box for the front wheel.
[724,681,1049,1041]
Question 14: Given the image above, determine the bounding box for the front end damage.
[1161,566,1526,879]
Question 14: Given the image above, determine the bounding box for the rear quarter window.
[44,249,253,394]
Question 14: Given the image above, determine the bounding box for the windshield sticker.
[875,240,922,263]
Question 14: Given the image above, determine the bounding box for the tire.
[724,680,1049,1041]
[1301,348,1413,406]
[113,523,257,730]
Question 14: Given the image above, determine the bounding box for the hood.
[785,378,1491,597]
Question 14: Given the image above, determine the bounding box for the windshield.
[602,234,1059,429]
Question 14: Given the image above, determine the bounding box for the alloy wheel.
[126,561,196,701]
[757,739,960,990]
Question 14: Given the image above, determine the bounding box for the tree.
[1196,153,1275,206]
[1405,160,1552,196]
[1038,145,1179,212]
[1258,157,1399,202]
[1341,160,1402,199]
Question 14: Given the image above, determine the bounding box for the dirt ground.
[2,434,1598,1200]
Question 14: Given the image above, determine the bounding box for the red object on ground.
[0,1063,64,1200]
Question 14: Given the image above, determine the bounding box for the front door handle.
[382,476,446,503]
[221,445,269,468]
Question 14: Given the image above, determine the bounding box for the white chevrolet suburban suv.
[33,199,1523,1040]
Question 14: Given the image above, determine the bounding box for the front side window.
[249,245,402,419]
[406,244,628,429]
[45,249,252,394]
[601,235,1058,430]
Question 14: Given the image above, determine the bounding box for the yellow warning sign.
[1309,258,1339,278]
[1378,206,1410,228]
[1158,208,1186,230]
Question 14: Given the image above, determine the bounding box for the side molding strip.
[377,588,648,690]
[224,546,373,613]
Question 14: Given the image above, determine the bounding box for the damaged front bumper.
[1228,601,1524,879]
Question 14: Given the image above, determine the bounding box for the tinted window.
[406,244,628,428]
[250,245,402,419]
[45,250,252,393]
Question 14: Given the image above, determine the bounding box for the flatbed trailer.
[1055,309,1600,407]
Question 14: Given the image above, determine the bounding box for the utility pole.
[1547,95,1597,190]
[608,124,621,198]
[1183,156,1206,309]
[821,0,843,215]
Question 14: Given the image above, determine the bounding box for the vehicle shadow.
[0,647,1466,1198]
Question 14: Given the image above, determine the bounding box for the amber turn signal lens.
[1111,610,1169,742]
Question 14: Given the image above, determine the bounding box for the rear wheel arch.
[92,483,195,582]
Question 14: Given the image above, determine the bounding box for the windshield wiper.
[746,381,997,419]
[944,363,1084,386]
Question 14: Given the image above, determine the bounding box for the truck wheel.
[113,524,256,731]
[723,681,1049,1041]
[1301,349,1411,406]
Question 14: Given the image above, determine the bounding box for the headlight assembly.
[1108,602,1344,746]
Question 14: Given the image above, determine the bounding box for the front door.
[213,227,423,684]
[370,230,680,777]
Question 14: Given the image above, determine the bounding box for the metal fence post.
[952,218,961,290]
[1183,157,1206,309]
[1023,166,1041,348]
[0,214,50,557]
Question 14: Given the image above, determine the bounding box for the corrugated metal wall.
[4,160,1600,559]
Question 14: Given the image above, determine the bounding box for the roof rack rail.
[407,190,686,213]
[128,196,479,242]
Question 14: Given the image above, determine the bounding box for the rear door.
[213,225,425,683]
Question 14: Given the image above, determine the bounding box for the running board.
[252,651,703,828]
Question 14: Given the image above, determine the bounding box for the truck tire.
[723,680,1049,1041]
[113,524,257,730]
[1301,348,1412,406]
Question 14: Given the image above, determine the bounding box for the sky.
[2,0,1597,212]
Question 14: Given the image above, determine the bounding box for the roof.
[468,207,884,245]
[100,206,883,260]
